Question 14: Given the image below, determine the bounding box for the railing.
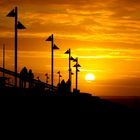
[0,67,58,92]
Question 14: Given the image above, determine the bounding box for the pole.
[76,58,78,90]
[51,34,54,91]
[69,48,71,92]
[15,7,18,87]
[3,44,5,77]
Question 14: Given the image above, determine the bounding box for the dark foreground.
[1,87,140,136]
[0,87,139,114]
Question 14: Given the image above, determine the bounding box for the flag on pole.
[53,44,59,50]
[46,35,52,41]
[6,9,15,17]
[77,69,80,72]
[57,71,60,74]
[17,21,26,29]
[77,64,81,67]
[70,56,75,61]
[71,72,74,75]
[73,63,81,67]
[73,58,77,62]
[64,49,70,54]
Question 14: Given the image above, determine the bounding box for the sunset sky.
[0,0,140,96]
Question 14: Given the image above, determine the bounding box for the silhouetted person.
[19,67,28,88]
[58,79,67,95]
[28,69,34,89]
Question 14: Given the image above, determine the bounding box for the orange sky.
[0,0,140,96]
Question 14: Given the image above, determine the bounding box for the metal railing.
[0,67,57,92]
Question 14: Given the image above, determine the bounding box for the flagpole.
[6,7,26,87]
[15,6,18,87]
[51,34,54,91]
[46,34,59,92]
[73,57,81,91]
[69,48,71,92]
[76,58,78,90]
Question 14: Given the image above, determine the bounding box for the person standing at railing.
[19,67,28,88]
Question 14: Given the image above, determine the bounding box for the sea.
[101,96,140,109]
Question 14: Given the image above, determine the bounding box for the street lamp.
[6,7,26,87]
[46,34,59,91]
[64,49,75,92]
[73,57,81,91]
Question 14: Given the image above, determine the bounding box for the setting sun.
[85,73,95,81]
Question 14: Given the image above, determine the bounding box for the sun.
[85,73,95,81]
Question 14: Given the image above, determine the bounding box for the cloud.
[1,0,140,46]
[72,48,140,60]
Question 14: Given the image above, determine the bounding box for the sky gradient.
[1,0,140,96]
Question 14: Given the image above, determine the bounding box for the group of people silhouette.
[19,67,73,94]
[57,79,71,94]
[19,67,34,88]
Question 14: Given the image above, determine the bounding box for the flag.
[57,71,60,74]
[64,49,70,54]
[73,63,81,67]
[6,9,15,17]
[59,75,62,77]
[73,58,77,62]
[46,35,52,41]
[77,64,81,67]
[53,44,59,50]
[17,21,26,29]
[71,72,74,75]
[70,56,75,61]
[77,69,80,72]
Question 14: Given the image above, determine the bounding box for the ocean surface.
[101,96,140,109]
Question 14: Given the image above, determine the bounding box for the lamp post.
[73,57,81,91]
[64,49,75,92]
[71,71,74,89]
[46,34,59,91]
[6,7,26,87]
